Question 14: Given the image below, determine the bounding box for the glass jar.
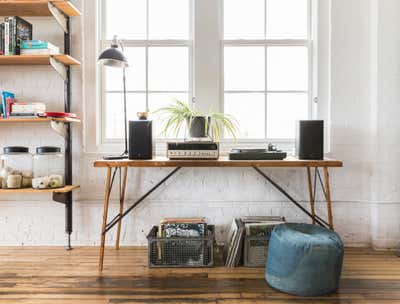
[33,147,65,189]
[0,146,33,189]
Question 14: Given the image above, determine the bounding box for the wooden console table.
[93,157,343,271]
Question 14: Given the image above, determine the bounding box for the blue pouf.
[265,223,344,296]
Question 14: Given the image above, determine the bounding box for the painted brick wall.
[0,0,399,249]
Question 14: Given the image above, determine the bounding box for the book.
[21,40,56,49]
[20,47,60,55]
[4,18,9,55]
[11,102,46,114]
[0,23,4,55]
[1,17,32,55]
[1,91,15,118]
[14,17,33,55]
[20,40,59,55]
[7,114,38,119]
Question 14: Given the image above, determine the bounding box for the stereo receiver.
[167,142,219,160]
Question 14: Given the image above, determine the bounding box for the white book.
[4,18,9,55]
[20,48,60,55]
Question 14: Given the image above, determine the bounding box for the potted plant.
[154,100,238,141]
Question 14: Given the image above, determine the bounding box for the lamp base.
[103,152,128,160]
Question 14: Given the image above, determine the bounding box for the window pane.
[104,93,146,139]
[224,46,265,91]
[267,93,308,139]
[149,0,190,39]
[148,47,189,91]
[267,46,308,91]
[266,0,308,39]
[105,0,146,40]
[104,47,146,91]
[224,0,265,39]
[149,93,188,138]
[224,93,265,139]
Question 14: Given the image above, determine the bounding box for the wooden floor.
[0,247,399,304]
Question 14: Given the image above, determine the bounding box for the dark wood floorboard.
[0,247,399,303]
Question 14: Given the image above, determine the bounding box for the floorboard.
[0,247,399,303]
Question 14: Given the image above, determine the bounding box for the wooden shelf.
[0,1,81,17]
[0,185,80,194]
[0,117,80,123]
[0,55,81,66]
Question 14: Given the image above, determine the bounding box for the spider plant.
[153,100,238,142]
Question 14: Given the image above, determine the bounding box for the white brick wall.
[0,0,399,249]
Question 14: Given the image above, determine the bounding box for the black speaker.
[129,119,153,160]
[295,120,324,160]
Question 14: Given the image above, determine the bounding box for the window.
[94,0,315,150]
[223,0,312,140]
[100,0,192,141]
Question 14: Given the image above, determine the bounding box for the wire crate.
[147,225,214,268]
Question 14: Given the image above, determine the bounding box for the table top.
[93,157,343,168]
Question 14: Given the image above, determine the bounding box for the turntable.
[229,144,287,160]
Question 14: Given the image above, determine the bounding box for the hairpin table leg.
[116,167,128,250]
[307,167,316,224]
[323,167,334,230]
[99,167,112,272]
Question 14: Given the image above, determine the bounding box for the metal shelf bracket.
[48,2,69,33]
[50,120,67,138]
[49,57,68,80]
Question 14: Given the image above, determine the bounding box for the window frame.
[220,0,314,143]
[99,0,194,145]
[84,0,325,154]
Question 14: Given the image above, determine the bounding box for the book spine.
[0,23,3,55]
[8,17,14,55]
[1,93,7,119]
[13,16,17,55]
[4,18,9,56]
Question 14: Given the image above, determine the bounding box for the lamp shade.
[98,46,129,68]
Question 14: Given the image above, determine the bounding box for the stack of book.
[1,90,46,118]
[0,17,32,55]
[224,216,285,267]
[21,40,60,55]
[10,102,46,118]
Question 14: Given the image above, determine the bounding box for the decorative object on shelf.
[20,40,59,55]
[32,146,65,189]
[154,100,238,142]
[98,35,129,160]
[0,146,33,189]
[0,16,32,55]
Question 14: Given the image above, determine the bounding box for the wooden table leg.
[99,167,112,272]
[323,167,334,230]
[306,167,316,224]
[116,167,128,250]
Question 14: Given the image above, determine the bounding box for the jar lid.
[36,146,61,154]
[3,146,29,154]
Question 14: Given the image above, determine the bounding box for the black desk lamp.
[98,36,130,160]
